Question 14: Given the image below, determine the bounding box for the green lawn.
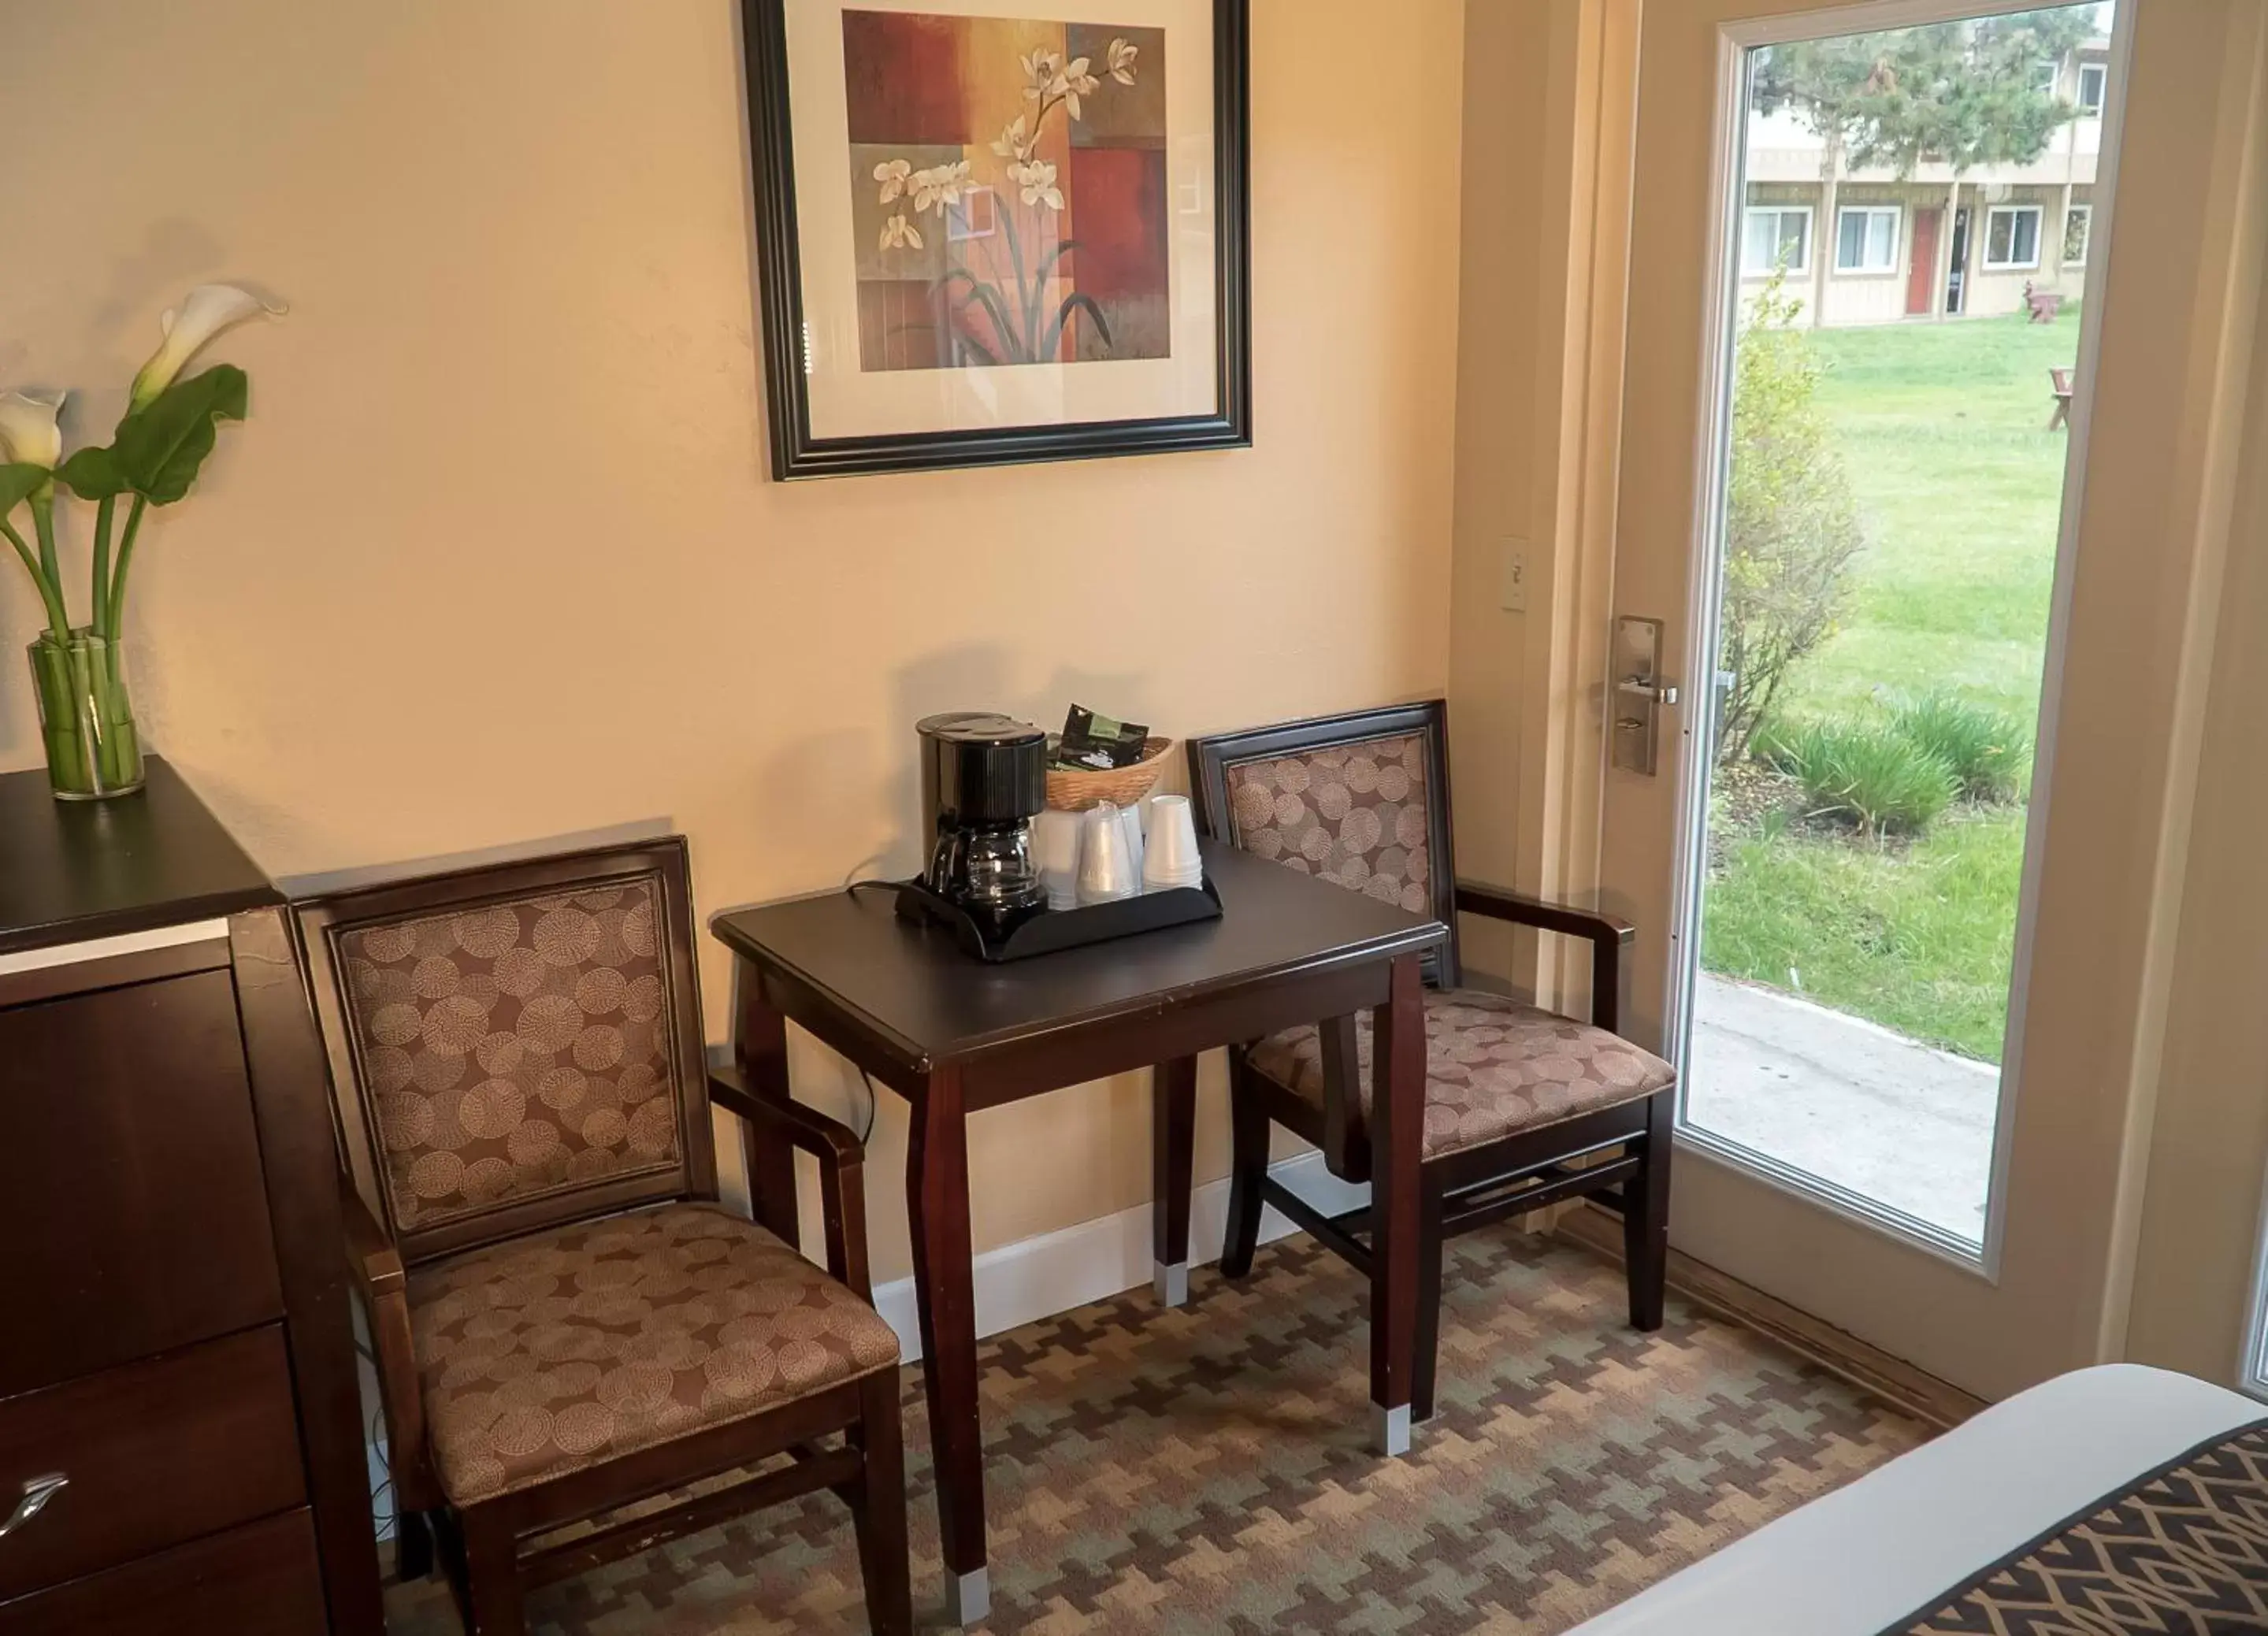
[1700,313,2078,1063]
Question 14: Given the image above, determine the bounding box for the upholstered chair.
[1189,702,1678,1421]
[297,839,910,1634]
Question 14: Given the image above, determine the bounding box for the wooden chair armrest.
[339,1170,405,1300]
[1453,878,1637,1037]
[708,1064,874,1303]
[1453,880,1635,944]
[336,1172,436,1512]
[709,1064,866,1167]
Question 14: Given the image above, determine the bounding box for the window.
[1835,206,1900,273]
[2245,1194,2268,1400]
[2062,203,2092,267]
[2029,58,2059,95]
[2078,62,2107,113]
[1984,205,2043,270]
[1743,206,1811,275]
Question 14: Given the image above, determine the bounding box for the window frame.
[2242,1187,2268,1400]
[1984,203,2045,271]
[1742,205,1813,276]
[1833,204,1902,275]
[2062,202,2093,267]
[2078,61,2107,114]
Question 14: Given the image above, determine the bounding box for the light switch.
[1500,538,1529,612]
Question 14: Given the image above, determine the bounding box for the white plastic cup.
[1119,803,1145,888]
[1078,803,1136,904]
[1143,794,1204,891]
[1034,807,1082,910]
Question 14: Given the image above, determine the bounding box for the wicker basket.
[1045,735,1175,812]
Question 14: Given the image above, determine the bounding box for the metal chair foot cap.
[945,1567,990,1626]
[1372,1401,1412,1457]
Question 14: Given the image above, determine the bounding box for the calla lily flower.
[0,390,65,470]
[129,283,287,410]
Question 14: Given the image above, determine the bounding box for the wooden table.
[709,840,1446,1624]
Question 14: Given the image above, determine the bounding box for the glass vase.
[28,629,144,800]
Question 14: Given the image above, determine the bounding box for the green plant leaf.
[57,444,130,500]
[1040,291,1113,362]
[958,285,1026,363]
[0,462,50,515]
[111,365,249,506]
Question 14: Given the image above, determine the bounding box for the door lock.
[1612,616,1680,776]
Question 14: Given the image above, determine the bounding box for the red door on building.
[1907,207,1942,315]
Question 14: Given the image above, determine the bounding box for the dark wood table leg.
[732,959,800,1252]
[1151,1055,1198,1308]
[906,1063,989,1625]
[1369,953,1426,1456]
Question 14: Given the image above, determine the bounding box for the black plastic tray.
[892,874,1222,962]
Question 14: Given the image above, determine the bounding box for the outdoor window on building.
[2062,203,2092,266]
[1984,204,2043,269]
[2078,61,2107,113]
[2029,58,2059,95]
[1743,206,1812,275]
[1835,206,1900,273]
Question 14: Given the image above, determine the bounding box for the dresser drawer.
[0,1326,306,1602]
[0,967,284,1394]
[0,1508,325,1636]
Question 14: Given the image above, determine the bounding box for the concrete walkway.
[1686,973,1998,1245]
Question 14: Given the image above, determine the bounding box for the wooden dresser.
[0,759,382,1635]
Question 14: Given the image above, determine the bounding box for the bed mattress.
[1569,1363,2266,1635]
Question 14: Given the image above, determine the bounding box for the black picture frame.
[741,0,1253,480]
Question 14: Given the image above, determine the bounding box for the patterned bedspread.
[1888,1419,2268,1634]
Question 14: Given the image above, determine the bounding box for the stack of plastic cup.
[1077,802,1137,904]
[1118,803,1145,886]
[1141,795,1204,892]
[1034,808,1082,911]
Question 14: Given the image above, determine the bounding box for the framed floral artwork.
[742,0,1251,478]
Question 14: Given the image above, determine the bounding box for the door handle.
[1617,677,1682,707]
[1612,616,1679,774]
[0,1474,66,1541]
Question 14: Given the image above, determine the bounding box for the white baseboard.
[870,1152,1370,1362]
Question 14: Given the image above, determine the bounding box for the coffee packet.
[1055,705,1152,771]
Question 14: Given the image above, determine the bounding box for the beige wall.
[0,0,1467,1283]
[2121,43,2268,1385]
[1446,0,1544,986]
[2126,291,2268,1384]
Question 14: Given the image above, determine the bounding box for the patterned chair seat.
[1245,988,1676,1161]
[407,1200,901,1505]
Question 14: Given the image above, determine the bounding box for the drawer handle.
[0,1475,66,1541]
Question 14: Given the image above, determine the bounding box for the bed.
[1571,1363,2268,1634]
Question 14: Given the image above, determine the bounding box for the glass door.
[1686,4,2116,1256]
[1594,0,2163,1397]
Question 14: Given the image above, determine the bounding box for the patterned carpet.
[385,1229,1927,1634]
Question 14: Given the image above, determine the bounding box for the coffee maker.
[915,713,1049,917]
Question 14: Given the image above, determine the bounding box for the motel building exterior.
[1739,32,2110,327]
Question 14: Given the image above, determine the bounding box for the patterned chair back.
[297,839,715,1265]
[1188,700,1462,990]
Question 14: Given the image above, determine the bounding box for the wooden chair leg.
[1412,1181,1446,1422]
[1220,1076,1271,1280]
[460,1506,526,1636]
[848,1368,913,1636]
[1624,1092,1675,1333]
[393,1508,436,1582]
